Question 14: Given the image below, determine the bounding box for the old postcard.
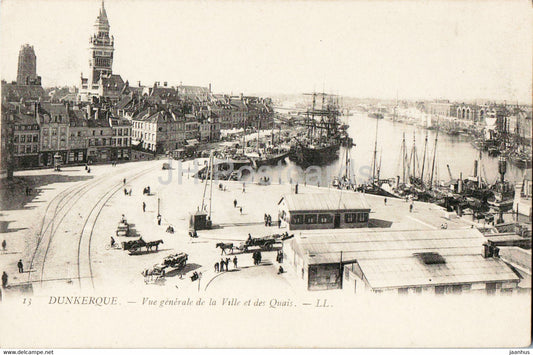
[0,0,531,349]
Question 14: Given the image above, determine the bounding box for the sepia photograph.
[0,0,531,350]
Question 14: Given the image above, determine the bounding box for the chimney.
[138,81,142,87]
[209,83,212,92]
[164,82,168,87]
[240,93,243,101]
[482,243,491,258]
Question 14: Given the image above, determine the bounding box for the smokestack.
[209,83,212,93]
[458,172,463,193]
[473,160,478,178]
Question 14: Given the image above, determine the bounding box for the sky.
[1,0,531,102]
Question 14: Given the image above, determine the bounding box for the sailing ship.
[289,92,346,166]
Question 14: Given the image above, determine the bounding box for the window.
[14,135,19,143]
[112,138,116,146]
[435,286,445,295]
[357,212,368,223]
[345,213,356,223]
[398,288,408,295]
[78,131,82,137]
[92,130,95,136]
[100,130,103,135]
[291,214,304,225]
[34,134,39,142]
[52,128,57,136]
[304,214,317,224]
[118,128,122,136]
[20,135,26,143]
[452,285,462,294]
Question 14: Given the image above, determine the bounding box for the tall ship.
[289,92,345,166]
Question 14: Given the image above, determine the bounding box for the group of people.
[214,256,238,272]
[84,164,91,173]
[252,251,262,265]
[123,188,132,196]
[264,214,273,227]
[24,186,33,196]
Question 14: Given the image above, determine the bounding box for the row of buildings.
[277,191,530,294]
[1,1,274,176]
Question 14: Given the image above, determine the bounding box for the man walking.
[157,214,162,226]
[142,202,146,213]
[233,256,238,269]
[233,199,237,208]
[409,203,413,213]
[214,262,219,273]
[239,207,243,215]
[1,240,6,251]
[17,259,23,273]
[226,258,231,270]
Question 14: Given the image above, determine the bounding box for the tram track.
[27,163,158,290]
[77,166,155,290]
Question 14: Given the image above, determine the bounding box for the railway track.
[27,163,158,290]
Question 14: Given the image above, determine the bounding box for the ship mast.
[420,130,428,187]
[371,118,379,185]
[429,124,439,189]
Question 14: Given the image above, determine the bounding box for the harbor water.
[240,113,526,186]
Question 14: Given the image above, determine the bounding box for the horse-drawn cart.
[123,237,164,255]
[236,233,294,253]
[142,252,188,284]
[116,220,130,237]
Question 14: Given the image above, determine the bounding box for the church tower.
[16,44,41,85]
[88,0,114,84]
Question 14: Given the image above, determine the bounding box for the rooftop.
[289,228,519,289]
[279,192,371,212]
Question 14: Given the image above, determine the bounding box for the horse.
[146,240,164,252]
[216,242,234,255]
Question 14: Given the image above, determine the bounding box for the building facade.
[278,193,371,230]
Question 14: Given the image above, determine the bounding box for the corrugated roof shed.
[290,228,519,288]
[280,193,370,212]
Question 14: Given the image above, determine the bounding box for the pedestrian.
[220,258,225,272]
[278,218,281,228]
[264,213,268,226]
[233,199,237,208]
[87,168,91,173]
[214,262,219,273]
[239,207,243,215]
[226,257,230,270]
[124,188,127,195]
[258,251,262,264]
[409,203,413,213]
[17,259,23,273]
[1,240,6,251]
[85,164,88,171]
[278,266,284,274]
[157,214,162,226]
[233,256,238,269]
[142,202,146,212]
[267,215,272,226]
[1,271,7,288]
[128,188,132,196]
[242,183,245,193]
[123,178,126,185]
[384,198,387,205]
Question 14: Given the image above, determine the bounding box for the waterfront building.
[283,229,520,293]
[79,1,125,102]
[16,44,41,86]
[131,107,186,153]
[0,105,15,178]
[38,103,70,166]
[109,115,131,160]
[10,107,40,168]
[67,108,88,164]
[278,193,371,230]
[199,117,221,142]
[86,109,113,163]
